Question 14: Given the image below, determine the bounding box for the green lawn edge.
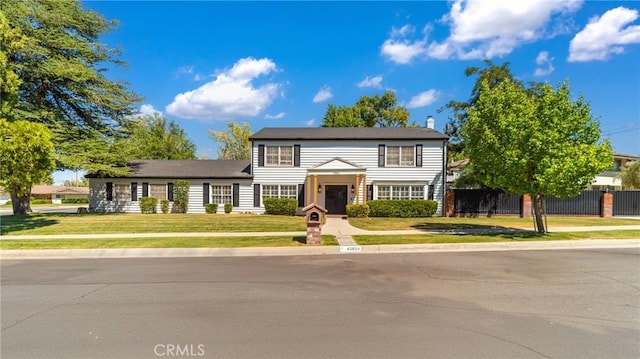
[1,235,338,250]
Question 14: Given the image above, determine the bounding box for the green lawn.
[349,217,640,231]
[0,213,307,235]
[0,235,337,250]
[354,230,640,245]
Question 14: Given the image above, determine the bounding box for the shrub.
[30,199,49,205]
[139,197,158,214]
[62,198,89,204]
[160,199,170,214]
[368,200,438,218]
[346,204,370,218]
[173,180,190,213]
[263,198,297,216]
[224,203,233,213]
[205,203,218,214]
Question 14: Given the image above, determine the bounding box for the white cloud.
[312,86,333,103]
[165,57,281,121]
[391,24,415,37]
[176,66,194,76]
[534,51,555,76]
[568,7,640,62]
[382,0,583,62]
[356,75,383,88]
[303,119,316,127]
[406,89,440,109]
[139,104,162,116]
[264,112,286,120]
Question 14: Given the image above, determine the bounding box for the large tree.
[1,0,140,209]
[619,160,640,189]
[122,113,196,160]
[439,61,518,160]
[0,120,55,214]
[322,91,409,127]
[209,121,251,160]
[461,79,612,233]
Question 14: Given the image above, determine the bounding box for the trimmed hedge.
[205,203,218,214]
[140,197,158,214]
[62,198,88,204]
[346,204,370,218]
[173,180,190,213]
[263,198,297,216]
[224,203,233,213]
[160,199,170,214]
[368,200,438,218]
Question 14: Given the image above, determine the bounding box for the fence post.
[445,189,455,217]
[521,195,532,218]
[601,191,613,218]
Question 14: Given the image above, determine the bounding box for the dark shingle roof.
[250,127,448,140]
[88,160,252,179]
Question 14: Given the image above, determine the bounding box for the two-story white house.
[88,127,448,215]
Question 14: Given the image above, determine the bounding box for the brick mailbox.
[303,203,327,245]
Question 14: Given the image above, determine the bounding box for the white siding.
[252,139,447,215]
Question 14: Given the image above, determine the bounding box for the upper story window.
[386,146,415,167]
[266,146,293,166]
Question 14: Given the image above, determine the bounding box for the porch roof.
[307,158,366,174]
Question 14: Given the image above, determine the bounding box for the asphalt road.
[2,249,639,359]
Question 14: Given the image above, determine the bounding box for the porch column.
[362,174,367,204]
[313,175,318,204]
[305,175,311,206]
[354,174,361,204]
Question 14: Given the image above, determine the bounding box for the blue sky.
[57,0,639,184]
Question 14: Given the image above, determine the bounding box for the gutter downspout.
[442,139,448,217]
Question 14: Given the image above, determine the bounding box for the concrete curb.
[2,239,637,260]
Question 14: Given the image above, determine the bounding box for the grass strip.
[349,217,640,231]
[0,235,338,250]
[353,230,640,245]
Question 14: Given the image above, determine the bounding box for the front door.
[325,185,348,214]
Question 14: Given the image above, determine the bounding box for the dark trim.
[378,145,385,167]
[233,183,240,207]
[258,145,265,167]
[142,183,149,197]
[366,185,373,201]
[167,182,174,202]
[298,184,305,207]
[203,183,210,205]
[253,184,261,207]
[294,144,301,167]
[131,182,138,201]
[416,144,423,167]
[428,184,435,200]
[106,182,113,201]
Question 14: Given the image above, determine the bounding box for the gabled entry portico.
[304,158,367,215]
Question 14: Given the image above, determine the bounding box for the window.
[150,184,166,200]
[262,184,297,199]
[265,146,293,166]
[386,146,415,167]
[377,185,424,200]
[114,184,130,202]
[211,185,232,204]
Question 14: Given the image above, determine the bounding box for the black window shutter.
[378,145,385,167]
[203,183,210,205]
[298,184,305,207]
[131,182,138,201]
[167,182,174,201]
[258,145,265,167]
[253,184,261,207]
[416,145,423,167]
[106,182,113,201]
[294,144,301,167]
[366,185,373,201]
[142,183,149,197]
[428,185,435,200]
[233,183,240,207]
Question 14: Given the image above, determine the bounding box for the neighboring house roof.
[87,160,252,179]
[448,158,469,170]
[31,185,89,195]
[613,153,639,161]
[250,127,448,140]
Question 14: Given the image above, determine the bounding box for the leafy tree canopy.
[122,113,197,160]
[209,121,251,160]
[620,160,640,189]
[0,119,56,214]
[461,79,612,233]
[322,91,410,127]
